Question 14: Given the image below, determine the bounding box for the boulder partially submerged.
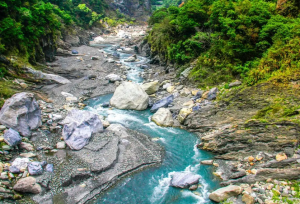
[110,81,149,110]
[61,109,103,150]
[170,172,201,188]
[0,92,41,137]
[151,108,174,127]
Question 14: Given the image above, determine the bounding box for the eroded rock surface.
[32,125,163,204]
[0,92,41,137]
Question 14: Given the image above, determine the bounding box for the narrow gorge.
[0,0,300,204]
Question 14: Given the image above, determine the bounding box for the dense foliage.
[147,0,300,86]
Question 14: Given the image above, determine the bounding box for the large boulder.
[170,172,201,188]
[110,82,149,110]
[150,95,174,113]
[209,185,243,203]
[151,108,174,127]
[0,92,41,137]
[4,128,21,146]
[141,81,159,95]
[13,177,42,194]
[61,109,103,150]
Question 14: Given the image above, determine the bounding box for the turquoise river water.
[86,45,220,204]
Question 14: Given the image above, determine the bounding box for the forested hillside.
[147,0,300,87]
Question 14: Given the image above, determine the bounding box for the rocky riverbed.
[0,24,299,204]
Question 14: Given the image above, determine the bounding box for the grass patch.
[0,80,17,108]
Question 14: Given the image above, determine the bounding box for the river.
[85,45,220,204]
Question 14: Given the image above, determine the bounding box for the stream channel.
[85,45,220,204]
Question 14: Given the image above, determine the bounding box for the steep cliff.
[107,0,151,21]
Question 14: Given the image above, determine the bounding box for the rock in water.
[141,80,159,95]
[150,95,174,113]
[110,82,149,110]
[151,108,174,127]
[0,92,41,137]
[61,109,103,150]
[4,128,21,146]
[170,172,201,188]
[13,177,42,194]
[209,185,243,203]
[124,54,137,62]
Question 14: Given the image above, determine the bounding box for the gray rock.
[209,185,243,202]
[229,81,242,88]
[13,177,42,194]
[28,162,43,175]
[151,108,174,127]
[141,80,159,95]
[0,92,41,136]
[61,109,103,150]
[45,164,54,173]
[150,95,174,113]
[3,128,21,146]
[207,87,218,100]
[229,170,247,179]
[105,74,121,82]
[110,82,149,110]
[124,54,137,62]
[11,158,30,172]
[200,160,214,165]
[180,67,192,78]
[20,142,34,151]
[91,56,99,60]
[9,165,20,173]
[170,172,201,188]
[26,67,71,84]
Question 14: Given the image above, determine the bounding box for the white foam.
[150,172,175,203]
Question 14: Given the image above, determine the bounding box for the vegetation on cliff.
[147,0,300,87]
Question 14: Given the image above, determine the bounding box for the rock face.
[3,128,21,146]
[32,125,163,204]
[150,95,174,113]
[13,177,41,194]
[141,80,159,95]
[151,108,174,127]
[61,109,103,150]
[0,92,41,137]
[110,82,149,110]
[170,172,201,188]
[209,185,243,202]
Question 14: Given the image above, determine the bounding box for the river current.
[86,45,220,204]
